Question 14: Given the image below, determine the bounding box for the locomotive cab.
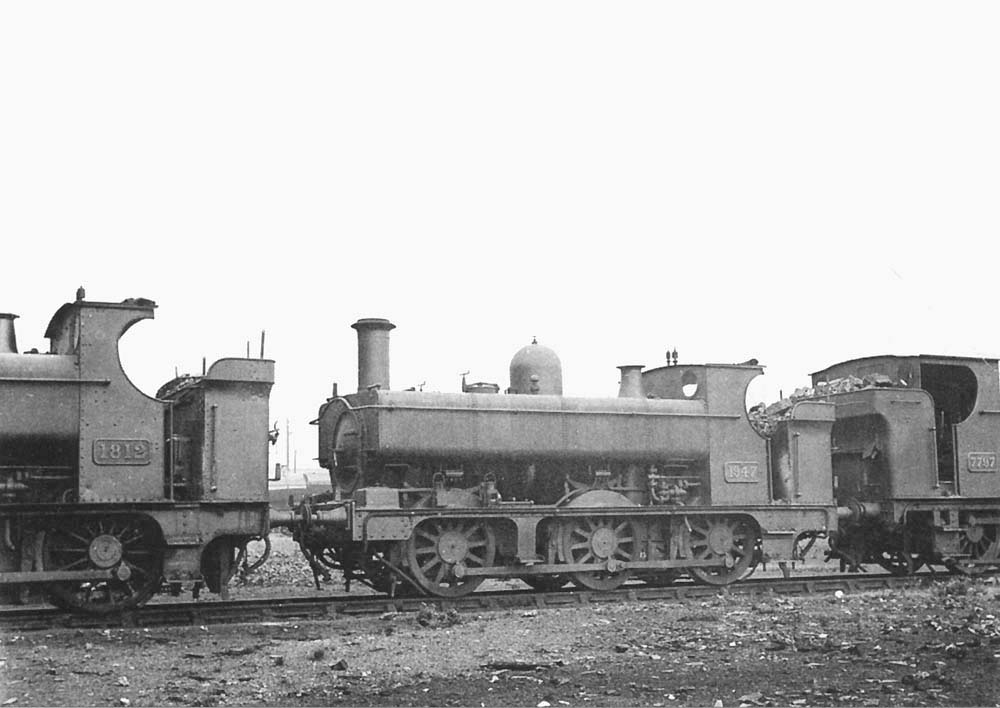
[642,362,772,506]
[812,354,1000,573]
[812,355,1000,500]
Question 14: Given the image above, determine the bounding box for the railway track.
[0,571,941,632]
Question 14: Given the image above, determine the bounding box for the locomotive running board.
[0,569,115,584]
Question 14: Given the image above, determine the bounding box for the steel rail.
[0,571,946,633]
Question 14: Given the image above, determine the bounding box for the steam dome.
[509,339,563,395]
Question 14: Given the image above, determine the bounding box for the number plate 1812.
[93,439,152,465]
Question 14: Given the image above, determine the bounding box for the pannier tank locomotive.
[0,290,274,613]
[286,320,1000,596]
[285,318,847,597]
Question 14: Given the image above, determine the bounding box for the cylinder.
[0,314,17,354]
[352,318,396,392]
[617,365,645,398]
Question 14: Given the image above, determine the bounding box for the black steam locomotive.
[6,291,1000,613]
[809,354,1000,575]
[0,291,274,613]
[286,317,1000,598]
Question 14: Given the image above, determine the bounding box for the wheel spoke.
[124,563,149,580]
[121,530,144,546]
[46,546,84,554]
[59,557,90,571]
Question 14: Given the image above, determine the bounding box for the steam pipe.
[0,314,17,354]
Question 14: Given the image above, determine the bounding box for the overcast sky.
[2,2,998,470]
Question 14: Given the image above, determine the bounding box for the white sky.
[2,2,998,469]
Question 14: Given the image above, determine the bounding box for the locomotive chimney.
[352,318,396,392]
[0,313,18,354]
[617,365,645,398]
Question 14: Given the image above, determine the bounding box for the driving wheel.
[406,518,495,597]
[950,524,1000,575]
[686,515,758,586]
[43,515,163,614]
[561,516,636,591]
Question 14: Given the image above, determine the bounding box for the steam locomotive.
[0,290,274,613]
[810,354,1000,575]
[276,317,992,598]
[285,320,836,597]
[5,291,1000,613]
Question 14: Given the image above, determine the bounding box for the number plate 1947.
[724,461,760,483]
[93,439,152,466]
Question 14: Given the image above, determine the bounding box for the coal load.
[749,374,897,437]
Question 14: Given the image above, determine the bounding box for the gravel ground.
[3,534,1000,707]
[4,573,1000,706]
